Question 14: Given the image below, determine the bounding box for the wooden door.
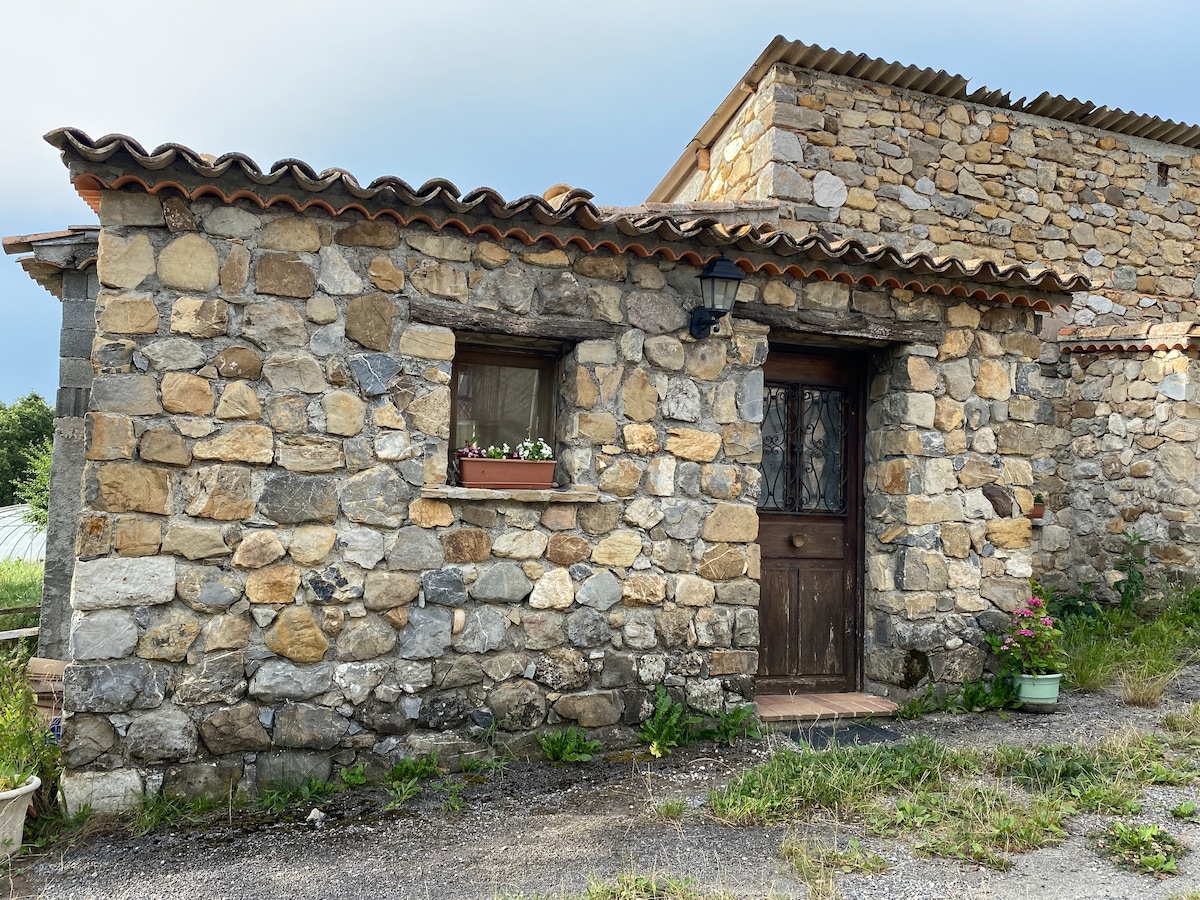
[757,348,865,694]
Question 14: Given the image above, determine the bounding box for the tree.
[16,438,53,529]
[0,393,54,507]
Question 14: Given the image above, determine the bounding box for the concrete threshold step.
[755,692,898,723]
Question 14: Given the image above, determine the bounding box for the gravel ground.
[7,673,1200,900]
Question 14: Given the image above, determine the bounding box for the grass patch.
[1123,665,1177,707]
[132,792,224,837]
[579,873,735,900]
[710,737,978,825]
[711,729,1198,874]
[1058,576,1200,697]
[0,559,42,630]
[497,871,736,900]
[780,833,888,899]
[1094,821,1188,876]
[651,797,688,821]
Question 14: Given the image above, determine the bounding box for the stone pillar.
[39,265,97,659]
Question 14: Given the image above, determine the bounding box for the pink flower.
[1016,629,1035,637]
[1028,597,1044,608]
[1040,617,1054,626]
[1015,609,1033,617]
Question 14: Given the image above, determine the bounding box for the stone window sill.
[420,485,605,504]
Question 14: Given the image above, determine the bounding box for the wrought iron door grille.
[759,383,848,514]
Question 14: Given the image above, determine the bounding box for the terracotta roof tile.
[1058,322,1200,352]
[46,128,1089,309]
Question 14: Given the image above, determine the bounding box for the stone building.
[6,34,1198,812]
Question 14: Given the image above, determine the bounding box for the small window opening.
[450,345,559,459]
[1158,162,1170,186]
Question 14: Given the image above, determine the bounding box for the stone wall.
[666,60,1200,593]
[63,190,775,811]
[863,299,1046,697]
[58,182,1054,808]
[1039,348,1200,591]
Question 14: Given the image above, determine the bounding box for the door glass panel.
[759,382,847,514]
[759,384,793,511]
[799,388,846,513]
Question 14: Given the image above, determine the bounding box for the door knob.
[791,534,807,548]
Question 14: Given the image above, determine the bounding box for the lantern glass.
[697,255,745,313]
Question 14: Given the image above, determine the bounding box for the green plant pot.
[1013,673,1062,708]
[0,774,40,859]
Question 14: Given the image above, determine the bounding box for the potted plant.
[1028,494,1046,520]
[988,596,1065,710]
[456,437,557,489]
[0,655,52,859]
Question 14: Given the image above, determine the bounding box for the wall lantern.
[691,252,746,340]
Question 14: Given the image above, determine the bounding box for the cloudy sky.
[3,0,1198,405]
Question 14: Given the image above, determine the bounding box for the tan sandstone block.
[245,564,301,604]
[289,525,337,566]
[97,232,155,290]
[99,293,159,335]
[94,463,170,514]
[158,234,219,291]
[986,518,1032,549]
[667,428,722,462]
[409,498,454,528]
[86,413,136,460]
[367,255,405,292]
[139,429,191,467]
[232,531,286,568]
[161,373,214,416]
[591,531,642,567]
[113,516,162,557]
[701,503,759,542]
[193,425,274,464]
[214,382,262,420]
[399,325,455,360]
[265,606,329,662]
[171,297,228,338]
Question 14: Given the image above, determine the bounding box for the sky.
[3,0,1199,406]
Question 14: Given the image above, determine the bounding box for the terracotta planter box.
[1027,503,1046,520]
[459,458,556,489]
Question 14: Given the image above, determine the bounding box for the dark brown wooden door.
[757,348,865,694]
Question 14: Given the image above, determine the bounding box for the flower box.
[459,458,556,490]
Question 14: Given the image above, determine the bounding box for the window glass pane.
[455,363,546,449]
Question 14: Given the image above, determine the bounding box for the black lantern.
[691,252,746,339]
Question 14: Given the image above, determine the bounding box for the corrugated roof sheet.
[44,128,1090,308]
[649,35,1200,202]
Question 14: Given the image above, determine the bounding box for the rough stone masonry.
[659,54,1200,596]
[52,161,1058,812]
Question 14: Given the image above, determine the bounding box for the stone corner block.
[72,556,177,610]
[61,768,145,817]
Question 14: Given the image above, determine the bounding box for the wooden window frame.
[449,344,560,467]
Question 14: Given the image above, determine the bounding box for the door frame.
[755,343,868,695]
